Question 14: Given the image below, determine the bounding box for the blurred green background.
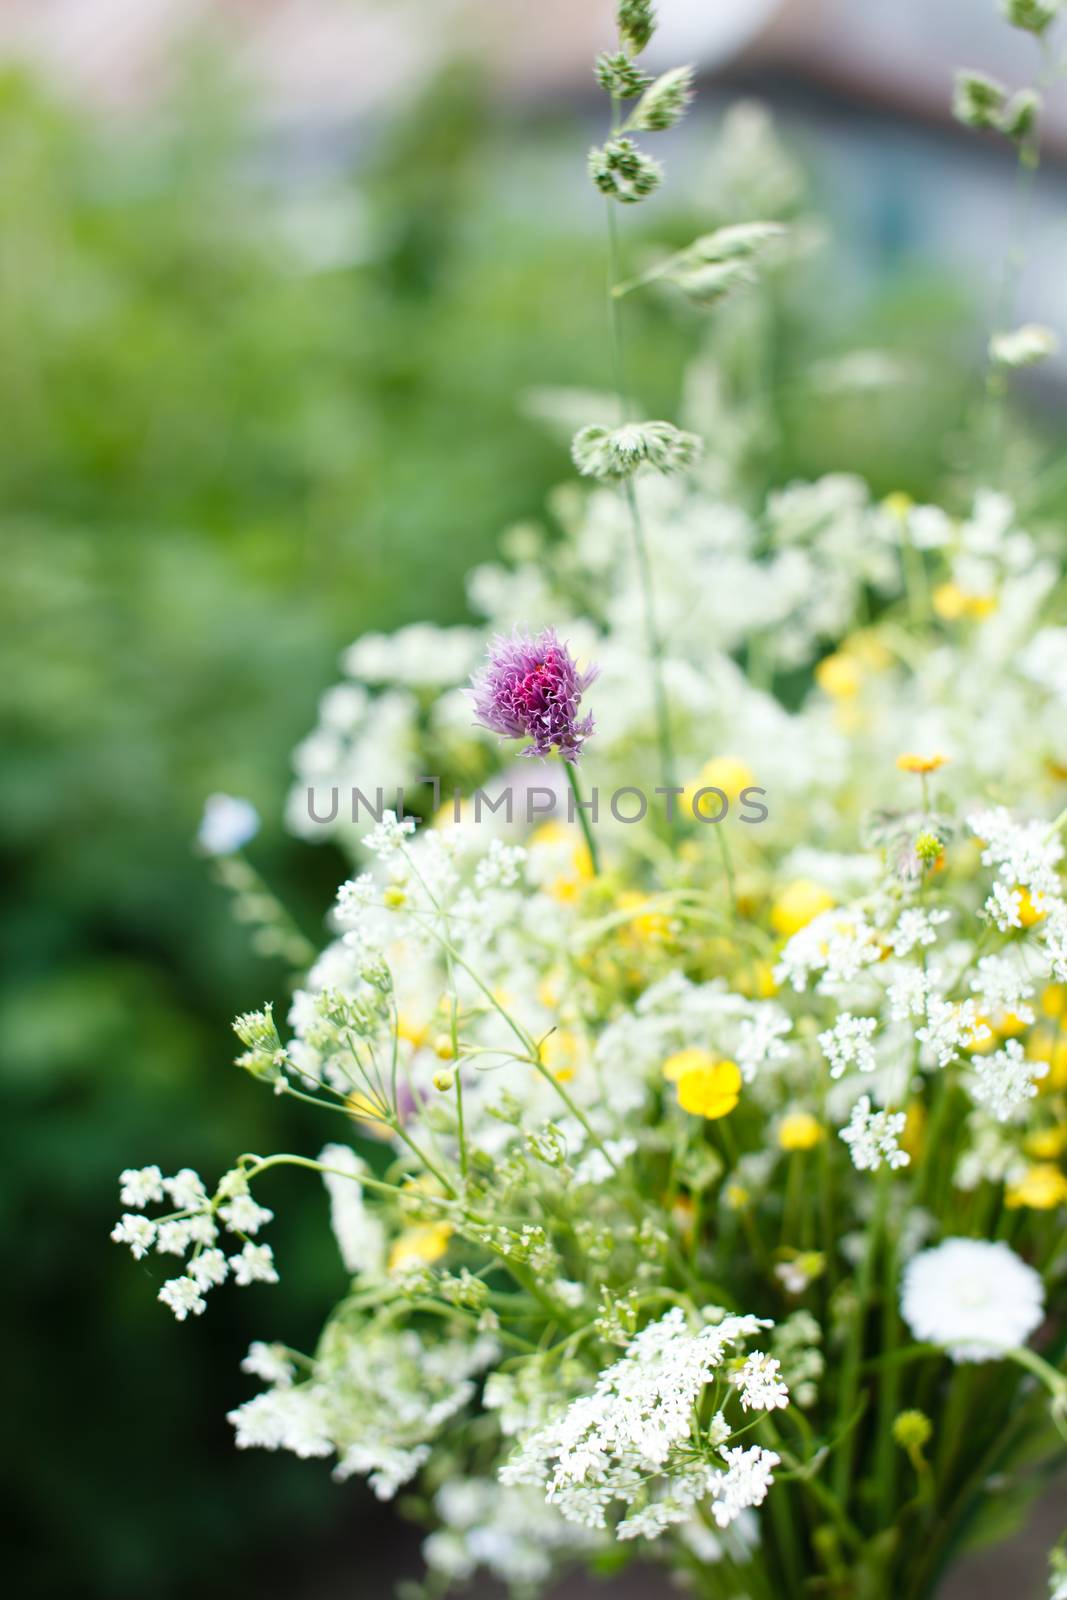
[3,31,1055,1599]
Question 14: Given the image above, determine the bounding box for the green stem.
[623,476,676,798]
[563,759,601,874]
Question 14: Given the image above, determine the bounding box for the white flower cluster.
[111,1165,278,1319]
[229,1322,499,1499]
[500,1308,785,1538]
[839,1096,910,1173]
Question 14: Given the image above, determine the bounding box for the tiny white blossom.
[819,1013,877,1079]
[709,1445,780,1528]
[156,1219,198,1256]
[119,1165,165,1208]
[363,810,417,861]
[189,1248,229,1290]
[232,1241,280,1286]
[970,1038,1047,1122]
[162,1168,209,1211]
[219,1193,275,1236]
[474,839,527,891]
[241,1341,295,1387]
[158,1275,208,1321]
[110,1214,157,1260]
[890,908,949,957]
[839,1095,910,1172]
[732,1353,789,1412]
[917,996,988,1070]
[887,966,933,1021]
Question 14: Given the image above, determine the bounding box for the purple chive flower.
[470,628,598,764]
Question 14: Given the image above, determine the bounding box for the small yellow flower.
[529,821,594,901]
[771,879,835,937]
[396,1012,428,1048]
[616,891,672,944]
[1040,984,1067,1020]
[778,1112,824,1152]
[1027,1028,1067,1091]
[901,1099,926,1161]
[724,1180,750,1210]
[815,652,862,700]
[1025,1125,1067,1161]
[1005,1164,1067,1210]
[675,1058,742,1120]
[883,490,913,519]
[896,752,949,775]
[1015,886,1046,928]
[681,755,757,814]
[932,581,997,621]
[346,1091,392,1140]
[662,1046,714,1083]
[540,1029,583,1084]
[388,1222,452,1273]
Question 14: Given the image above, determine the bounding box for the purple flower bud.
[469,628,598,764]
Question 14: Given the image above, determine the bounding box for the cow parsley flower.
[158,1275,208,1321]
[501,1308,774,1533]
[970,1038,1048,1121]
[232,1241,280,1286]
[470,629,598,763]
[219,1193,275,1236]
[241,1341,295,1387]
[819,1013,878,1079]
[839,1096,910,1172]
[571,420,701,480]
[731,1353,789,1412]
[709,1446,781,1528]
[162,1168,209,1211]
[110,1214,157,1260]
[901,1238,1045,1361]
[119,1165,165,1208]
[189,1248,230,1290]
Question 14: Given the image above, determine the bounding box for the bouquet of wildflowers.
[115,4,1067,1596]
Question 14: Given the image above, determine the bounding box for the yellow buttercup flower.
[896,752,949,775]
[815,652,862,700]
[675,1058,742,1120]
[1027,1028,1067,1091]
[771,879,835,937]
[1005,1164,1067,1210]
[662,1046,714,1083]
[388,1222,452,1273]
[530,821,594,901]
[1014,886,1045,928]
[777,1112,824,1151]
[1040,984,1067,1020]
[540,1029,583,1084]
[932,581,997,622]
[1025,1125,1067,1161]
[901,1099,926,1161]
[396,1012,428,1048]
[684,755,758,819]
[616,891,672,944]
[346,1091,392,1140]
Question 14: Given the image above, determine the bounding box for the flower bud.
[1001,0,1060,34]
[953,69,1007,130]
[588,136,663,204]
[594,50,650,99]
[617,0,656,54]
[629,66,695,131]
[432,1070,455,1092]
